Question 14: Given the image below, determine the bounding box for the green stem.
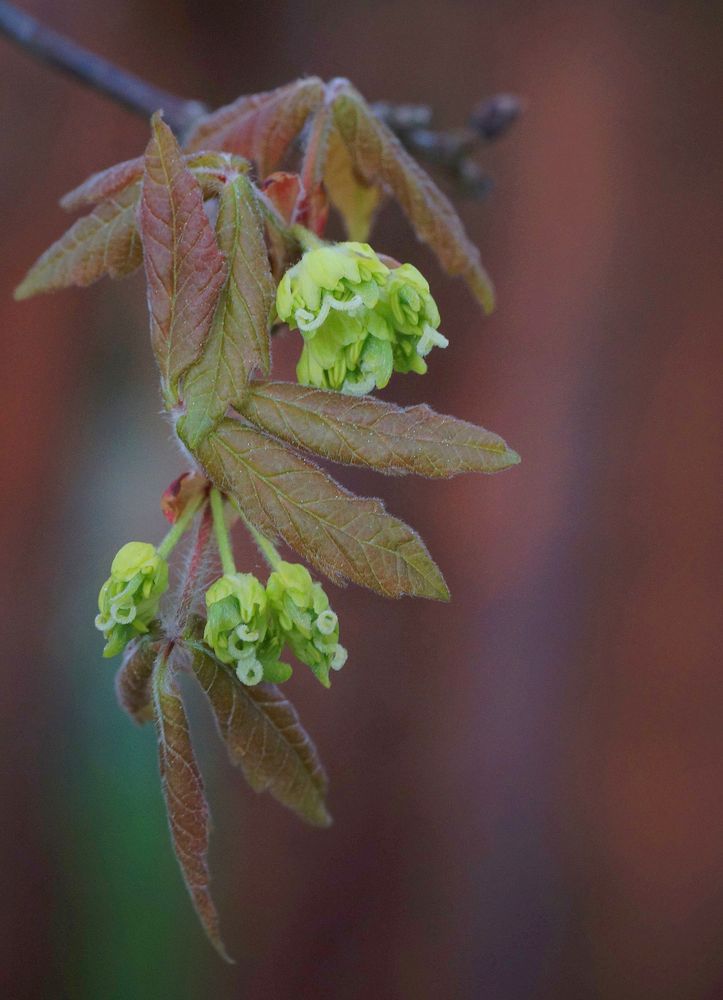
[157,492,205,558]
[210,488,236,576]
[243,518,283,570]
[290,224,325,252]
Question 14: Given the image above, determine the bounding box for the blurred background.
[1,1,721,998]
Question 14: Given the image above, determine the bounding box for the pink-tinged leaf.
[261,172,303,224]
[237,381,521,477]
[330,80,495,312]
[188,636,331,827]
[60,156,144,211]
[181,174,275,447]
[14,182,142,299]
[139,114,227,407]
[298,108,332,234]
[196,418,449,600]
[324,124,381,241]
[152,646,230,961]
[115,636,160,724]
[61,151,248,211]
[184,78,325,178]
[160,471,208,524]
[254,181,301,282]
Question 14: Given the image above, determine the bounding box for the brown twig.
[0,0,206,136]
[0,1,520,194]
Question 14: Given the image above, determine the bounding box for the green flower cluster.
[204,562,347,687]
[276,242,448,395]
[95,542,168,658]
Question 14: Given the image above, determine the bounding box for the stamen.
[236,653,263,686]
[112,604,136,625]
[416,324,449,357]
[316,610,338,635]
[331,645,348,670]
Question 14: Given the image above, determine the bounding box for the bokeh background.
[1,1,721,998]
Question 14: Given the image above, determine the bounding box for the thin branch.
[0,1,520,194]
[0,0,206,135]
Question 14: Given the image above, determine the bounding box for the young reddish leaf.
[139,114,227,407]
[195,418,449,600]
[61,151,248,211]
[161,471,208,524]
[115,636,160,724]
[324,124,381,241]
[254,179,301,281]
[188,637,331,827]
[14,182,142,299]
[237,381,521,477]
[60,156,144,211]
[330,80,495,312]
[261,172,302,224]
[152,646,230,960]
[298,107,332,234]
[184,78,325,178]
[181,174,275,447]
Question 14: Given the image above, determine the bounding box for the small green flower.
[204,572,291,686]
[95,542,168,658]
[276,242,447,395]
[266,560,347,687]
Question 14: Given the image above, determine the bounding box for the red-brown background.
[1,2,721,998]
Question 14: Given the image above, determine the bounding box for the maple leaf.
[138,113,227,407]
[194,417,450,601]
[237,381,520,477]
[328,79,495,312]
[152,646,230,960]
[184,78,325,178]
[188,633,331,827]
[181,173,275,447]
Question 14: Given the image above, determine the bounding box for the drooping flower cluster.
[276,242,448,395]
[203,572,289,685]
[95,542,169,658]
[266,561,347,687]
[204,561,347,687]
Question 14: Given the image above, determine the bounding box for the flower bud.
[95,542,168,658]
[277,242,447,396]
[266,561,347,687]
[203,572,290,686]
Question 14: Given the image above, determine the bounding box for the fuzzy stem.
[290,224,325,252]
[209,488,236,576]
[157,493,205,559]
[244,519,283,570]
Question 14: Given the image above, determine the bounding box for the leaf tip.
[13,279,31,301]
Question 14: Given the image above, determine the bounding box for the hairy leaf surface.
[195,418,449,600]
[331,81,495,311]
[60,156,144,211]
[153,647,229,959]
[182,175,275,447]
[139,114,227,406]
[189,638,331,827]
[61,151,247,211]
[15,182,142,299]
[115,636,160,724]
[237,381,520,477]
[185,78,325,178]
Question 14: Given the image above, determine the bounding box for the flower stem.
[244,518,283,570]
[210,488,236,576]
[157,493,205,558]
[290,224,325,252]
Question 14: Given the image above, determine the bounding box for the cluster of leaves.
[17,77,519,956]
